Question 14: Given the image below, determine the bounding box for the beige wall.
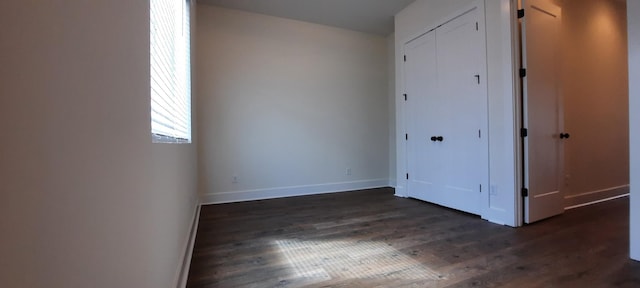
[0,1,198,287]
[196,6,390,203]
[559,0,629,207]
[388,33,397,186]
[628,0,640,261]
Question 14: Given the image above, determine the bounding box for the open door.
[521,0,567,223]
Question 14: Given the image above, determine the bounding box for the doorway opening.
[518,0,629,224]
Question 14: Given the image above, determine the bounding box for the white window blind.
[150,0,191,143]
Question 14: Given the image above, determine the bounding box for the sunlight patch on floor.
[274,239,445,281]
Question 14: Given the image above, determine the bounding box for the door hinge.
[475,74,480,84]
[404,93,407,101]
[518,9,525,19]
[480,184,482,193]
[476,22,479,31]
[521,128,528,138]
[521,188,529,197]
[405,133,408,140]
[519,68,527,78]
[404,55,407,62]
[406,173,409,180]
[479,129,481,138]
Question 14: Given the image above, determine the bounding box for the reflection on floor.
[274,239,443,282]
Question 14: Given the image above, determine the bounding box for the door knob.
[436,136,444,142]
[430,136,437,142]
[560,133,570,139]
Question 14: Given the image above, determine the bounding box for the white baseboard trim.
[565,184,630,210]
[175,204,201,288]
[564,184,630,199]
[388,179,397,188]
[394,185,407,198]
[200,179,390,204]
[565,193,629,210]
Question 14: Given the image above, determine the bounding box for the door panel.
[405,31,440,201]
[522,0,564,223]
[436,8,486,215]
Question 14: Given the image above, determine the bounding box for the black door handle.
[560,133,570,139]
[430,136,437,141]
[436,136,444,142]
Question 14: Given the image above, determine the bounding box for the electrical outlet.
[490,185,498,195]
[346,168,352,176]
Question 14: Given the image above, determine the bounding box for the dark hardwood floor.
[187,188,640,287]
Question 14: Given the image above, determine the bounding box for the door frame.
[512,0,525,227]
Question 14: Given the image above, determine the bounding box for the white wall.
[561,0,629,208]
[395,0,519,226]
[388,33,397,187]
[197,6,390,203]
[0,1,199,287]
[628,0,640,262]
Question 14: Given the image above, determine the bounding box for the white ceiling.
[197,0,416,36]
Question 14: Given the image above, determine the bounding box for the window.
[150,0,191,143]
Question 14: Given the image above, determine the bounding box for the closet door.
[404,6,488,215]
[435,8,487,215]
[405,31,441,202]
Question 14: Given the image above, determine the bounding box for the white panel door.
[521,0,565,223]
[404,7,488,216]
[435,8,487,215]
[404,31,441,202]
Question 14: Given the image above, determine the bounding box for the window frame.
[150,0,192,144]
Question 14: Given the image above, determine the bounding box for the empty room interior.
[1,0,640,287]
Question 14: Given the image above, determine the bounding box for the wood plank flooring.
[187,188,640,287]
